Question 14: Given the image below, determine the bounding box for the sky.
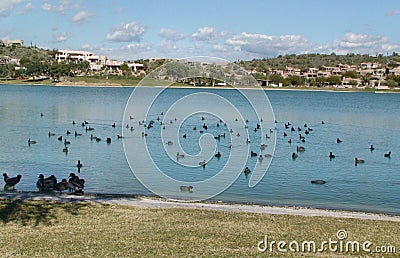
[1,0,400,61]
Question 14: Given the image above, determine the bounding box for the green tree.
[287,75,302,86]
[120,62,130,76]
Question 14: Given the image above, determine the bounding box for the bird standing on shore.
[3,173,22,190]
[68,173,85,193]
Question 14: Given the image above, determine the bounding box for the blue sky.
[1,0,400,61]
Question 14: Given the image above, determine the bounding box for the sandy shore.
[1,192,399,222]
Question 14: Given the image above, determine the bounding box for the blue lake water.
[0,84,399,214]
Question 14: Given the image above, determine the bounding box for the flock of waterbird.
[2,112,117,193]
[2,110,393,192]
[280,120,393,184]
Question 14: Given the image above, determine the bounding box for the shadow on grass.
[0,198,89,227]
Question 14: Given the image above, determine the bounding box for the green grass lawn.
[0,199,398,257]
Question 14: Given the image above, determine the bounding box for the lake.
[0,84,399,214]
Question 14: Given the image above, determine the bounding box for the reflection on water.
[0,85,399,214]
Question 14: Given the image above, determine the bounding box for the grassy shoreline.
[0,198,398,257]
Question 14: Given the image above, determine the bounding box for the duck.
[369,145,375,151]
[264,153,273,158]
[44,175,57,190]
[311,180,326,185]
[166,141,173,145]
[117,134,123,139]
[250,150,258,157]
[58,136,63,141]
[336,138,342,143]
[68,173,85,193]
[3,173,22,190]
[48,132,56,137]
[77,160,83,169]
[66,130,71,135]
[28,138,37,145]
[74,131,82,137]
[214,152,221,158]
[176,152,185,159]
[354,158,365,165]
[36,174,46,192]
[329,152,336,159]
[180,185,193,193]
[288,138,292,144]
[292,152,298,159]
[64,139,71,145]
[283,132,287,137]
[95,137,101,142]
[258,155,263,162]
[296,146,305,152]
[243,167,251,174]
[55,179,69,194]
[106,138,112,144]
[62,146,69,153]
[199,160,206,168]
[112,123,116,128]
[183,134,187,138]
[384,152,391,158]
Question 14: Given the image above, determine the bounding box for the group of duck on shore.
[3,172,85,193]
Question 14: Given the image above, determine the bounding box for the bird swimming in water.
[369,145,375,151]
[329,152,335,159]
[384,152,391,158]
[292,152,298,159]
[199,160,206,168]
[214,152,221,158]
[77,160,83,168]
[354,158,365,165]
[250,150,258,157]
[311,180,326,185]
[176,152,184,159]
[336,138,342,143]
[3,173,22,190]
[296,146,305,152]
[244,167,251,174]
[28,138,37,145]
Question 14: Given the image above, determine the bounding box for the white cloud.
[386,9,400,16]
[72,11,93,24]
[322,32,393,54]
[159,28,186,41]
[0,0,25,17]
[41,0,78,14]
[106,22,145,42]
[41,2,51,11]
[53,32,73,42]
[18,2,33,14]
[226,32,314,57]
[191,26,228,42]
